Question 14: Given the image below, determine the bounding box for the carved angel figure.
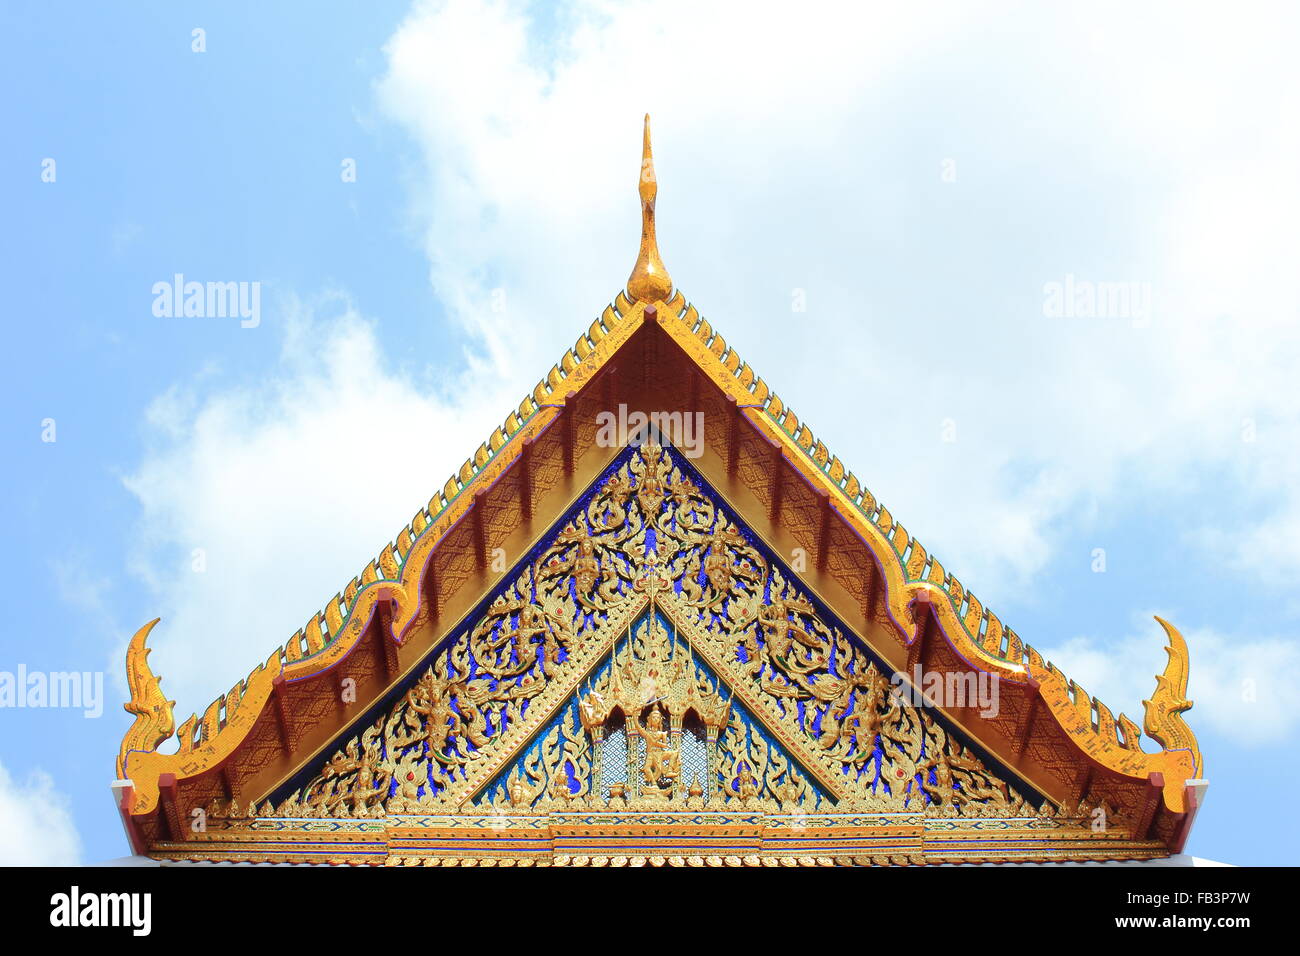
[640,706,680,793]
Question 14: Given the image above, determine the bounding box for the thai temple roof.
[115,116,1204,867]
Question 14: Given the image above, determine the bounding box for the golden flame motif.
[118,618,175,776]
[1143,616,1202,778]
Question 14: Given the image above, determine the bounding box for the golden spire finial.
[627,113,673,304]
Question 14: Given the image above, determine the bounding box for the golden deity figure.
[577,686,607,732]
[635,443,668,518]
[701,533,734,598]
[735,763,759,802]
[640,706,680,793]
[550,773,573,803]
[573,536,600,595]
[918,750,957,807]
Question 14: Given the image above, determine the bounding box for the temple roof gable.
[116,117,1203,865]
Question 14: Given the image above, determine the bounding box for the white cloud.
[0,761,81,866]
[1038,615,1300,747]
[122,293,519,716]
[372,0,1300,605]
[120,0,1300,730]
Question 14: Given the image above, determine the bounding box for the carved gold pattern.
[273,446,1032,825]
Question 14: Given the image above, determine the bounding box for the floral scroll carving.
[265,445,1035,821]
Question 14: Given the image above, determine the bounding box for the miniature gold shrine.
[115,118,1204,866]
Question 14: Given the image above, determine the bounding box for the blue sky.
[2,0,1298,864]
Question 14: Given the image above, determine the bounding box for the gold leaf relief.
[272,444,1028,820]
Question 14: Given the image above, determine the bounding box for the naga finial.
[1142,616,1202,777]
[118,618,176,778]
[626,113,674,304]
